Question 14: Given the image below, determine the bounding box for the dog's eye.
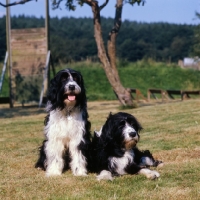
[128,122,134,126]
[61,77,67,82]
[61,74,69,82]
[73,76,77,82]
[119,121,125,127]
[72,74,80,83]
[127,119,135,126]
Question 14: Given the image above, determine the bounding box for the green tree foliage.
[0,16,195,63]
[191,12,200,57]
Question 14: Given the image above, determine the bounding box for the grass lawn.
[1,60,200,102]
[0,99,200,199]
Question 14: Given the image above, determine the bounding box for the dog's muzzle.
[124,139,138,150]
[124,131,139,150]
[64,83,81,102]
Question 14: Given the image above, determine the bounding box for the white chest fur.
[110,150,134,175]
[45,108,85,144]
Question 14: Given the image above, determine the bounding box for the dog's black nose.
[129,132,137,137]
[69,85,75,91]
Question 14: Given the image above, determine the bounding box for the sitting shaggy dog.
[91,112,163,180]
[35,68,91,177]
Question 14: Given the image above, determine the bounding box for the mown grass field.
[0,99,200,199]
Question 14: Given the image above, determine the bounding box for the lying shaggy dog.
[35,68,91,177]
[91,112,163,180]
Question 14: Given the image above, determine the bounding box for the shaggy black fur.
[91,112,162,177]
[35,68,92,172]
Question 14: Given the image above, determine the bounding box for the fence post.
[0,52,8,94]
[39,51,51,107]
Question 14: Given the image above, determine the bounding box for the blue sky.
[0,0,199,25]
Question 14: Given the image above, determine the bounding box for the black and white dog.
[35,68,91,177]
[91,112,163,180]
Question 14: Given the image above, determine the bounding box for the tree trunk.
[85,0,134,107]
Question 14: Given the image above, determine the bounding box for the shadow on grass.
[0,99,183,118]
[0,105,46,118]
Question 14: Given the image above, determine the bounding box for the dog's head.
[99,112,143,150]
[46,68,87,111]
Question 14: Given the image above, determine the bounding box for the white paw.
[73,168,87,176]
[46,169,62,177]
[139,168,160,180]
[157,162,164,168]
[146,170,160,179]
[36,167,43,170]
[96,170,113,181]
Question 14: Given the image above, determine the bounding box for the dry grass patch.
[0,99,200,199]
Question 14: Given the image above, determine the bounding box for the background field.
[0,99,200,199]
[1,60,200,103]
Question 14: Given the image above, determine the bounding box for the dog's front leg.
[69,141,87,176]
[45,140,65,177]
[126,162,160,179]
[138,168,160,179]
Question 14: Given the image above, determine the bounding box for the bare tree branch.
[107,0,123,81]
[99,0,109,11]
[83,0,134,107]
[0,0,36,7]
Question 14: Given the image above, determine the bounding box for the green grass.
[0,63,9,97]
[0,99,200,199]
[54,60,200,101]
[1,60,200,101]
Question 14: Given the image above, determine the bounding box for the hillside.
[0,16,195,62]
[53,61,200,101]
[1,61,199,102]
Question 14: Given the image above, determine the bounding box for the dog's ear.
[46,70,66,110]
[49,75,61,98]
[136,120,143,132]
[109,112,113,117]
[48,79,58,101]
[105,112,114,124]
